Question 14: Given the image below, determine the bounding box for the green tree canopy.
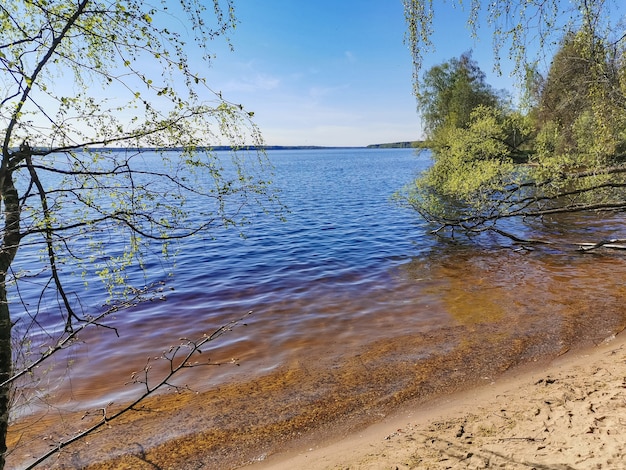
[403,0,626,248]
[536,29,626,158]
[418,52,500,136]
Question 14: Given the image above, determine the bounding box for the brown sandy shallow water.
[7,245,626,469]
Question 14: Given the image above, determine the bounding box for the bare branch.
[22,311,252,470]
[0,283,170,389]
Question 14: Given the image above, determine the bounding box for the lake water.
[12,148,432,403]
[9,147,626,468]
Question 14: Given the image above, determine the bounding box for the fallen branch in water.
[577,239,626,252]
[474,227,626,253]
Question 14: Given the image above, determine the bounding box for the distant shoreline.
[366,140,426,149]
[75,141,426,152]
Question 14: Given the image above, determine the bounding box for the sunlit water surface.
[8,148,626,468]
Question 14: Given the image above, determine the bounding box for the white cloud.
[208,59,421,147]
[222,73,281,93]
[307,84,349,99]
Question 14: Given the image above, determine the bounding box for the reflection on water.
[7,149,626,469]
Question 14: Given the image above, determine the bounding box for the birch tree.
[0,1,280,467]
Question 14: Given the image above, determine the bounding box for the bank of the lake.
[249,330,626,470]
[12,327,626,469]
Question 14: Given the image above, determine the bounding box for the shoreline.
[7,328,625,469]
[246,331,626,469]
[6,327,626,470]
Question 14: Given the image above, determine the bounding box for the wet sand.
[250,331,626,470]
[7,326,626,469]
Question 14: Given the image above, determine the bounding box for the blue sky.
[205,0,512,147]
[204,1,419,147]
[201,1,626,147]
[18,1,625,149]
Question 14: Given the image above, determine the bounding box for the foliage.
[536,29,626,159]
[410,53,535,226]
[0,1,282,468]
[418,52,500,136]
[410,105,530,221]
[402,0,626,247]
[403,0,624,87]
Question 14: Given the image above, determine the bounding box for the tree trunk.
[0,282,10,470]
[0,170,21,470]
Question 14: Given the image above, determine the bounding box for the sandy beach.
[248,332,626,470]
